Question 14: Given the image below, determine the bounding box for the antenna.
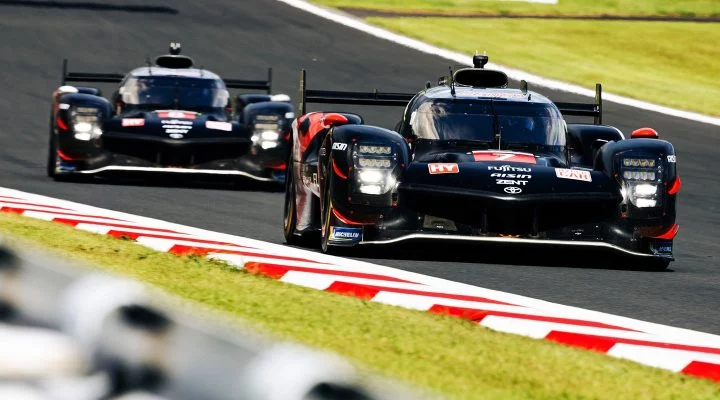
[146,56,153,75]
[520,80,528,94]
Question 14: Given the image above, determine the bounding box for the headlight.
[358,157,392,168]
[359,145,392,155]
[71,107,102,141]
[620,155,663,208]
[352,143,398,195]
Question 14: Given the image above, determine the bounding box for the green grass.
[364,17,720,116]
[1,212,719,399]
[315,0,720,17]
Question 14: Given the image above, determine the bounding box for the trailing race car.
[283,54,680,270]
[48,43,293,184]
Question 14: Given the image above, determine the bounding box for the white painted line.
[275,0,720,127]
[608,344,720,372]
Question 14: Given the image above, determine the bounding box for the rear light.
[668,176,681,195]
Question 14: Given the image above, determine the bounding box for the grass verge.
[363,17,720,117]
[314,0,720,17]
[1,212,718,399]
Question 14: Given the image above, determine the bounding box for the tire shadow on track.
[351,242,675,273]
[52,176,285,193]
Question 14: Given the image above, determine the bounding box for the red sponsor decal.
[122,118,145,127]
[156,111,197,119]
[555,168,592,182]
[428,163,459,174]
[471,151,537,164]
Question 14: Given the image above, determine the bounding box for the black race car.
[283,55,680,270]
[48,43,293,184]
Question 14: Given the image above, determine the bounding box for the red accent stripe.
[321,281,512,305]
[0,200,73,211]
[168,245,324,265]
[331,208,373,226]
[56,117,69,131]
[326,282,381,300]
[682,361,720,382]
[332,160,347,179]
[243,262,414,283]
[51,218,179,233]
[653,224,679,240]
[429,305,637,332]
[56,149,76,161]
[668,176,681,195]
[546,331,720,355]
[0,207,24,214]
[267,163,287,171]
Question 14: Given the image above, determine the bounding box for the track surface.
[0,0,718,333]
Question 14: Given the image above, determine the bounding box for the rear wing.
[224,68,272,93]
[554,83,603,125]
[61,59,273,93]
[298,69,415,115]
[61,59,124,85]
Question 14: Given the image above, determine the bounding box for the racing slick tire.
[46,137,58,179]
[283,157,316,247]
[319,168,358,256]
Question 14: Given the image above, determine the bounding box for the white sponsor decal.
[488,165,531,172]
[166,129,188,135]
[667,155,677,163]
[491,173,531,179]
[122,118,145,127]
[555,168,592,182]
[504,186,522,194]
[169,133,184,139]
[162,119,193,126]
[496,179,528,186]
[58,103,71,110]
[332,142,348,151]
[206,121,232,132]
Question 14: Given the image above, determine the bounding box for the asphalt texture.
[0,0,718,334]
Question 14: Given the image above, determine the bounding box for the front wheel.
[46,137,58,178]
[283,160,314,247]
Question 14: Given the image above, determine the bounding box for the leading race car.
[283,54,680,270]
[48,43,293,185]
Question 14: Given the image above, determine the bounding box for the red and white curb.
[2,187,720,382]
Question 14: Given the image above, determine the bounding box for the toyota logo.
[504,186,522,194]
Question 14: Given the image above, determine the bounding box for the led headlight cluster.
[71,106,102,141]
[620,156,662,208]
[251,115,283,150]
[352,143,397,195]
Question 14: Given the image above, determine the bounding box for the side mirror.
[631,127,659,139]
[322,113,349,128]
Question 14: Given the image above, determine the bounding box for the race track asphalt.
[0,0,718,333]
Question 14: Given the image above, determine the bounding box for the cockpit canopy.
[119,76,230,112]
[408,99,566,151]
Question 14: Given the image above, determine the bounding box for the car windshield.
[409,99,566,151]
[119,76,229,112]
